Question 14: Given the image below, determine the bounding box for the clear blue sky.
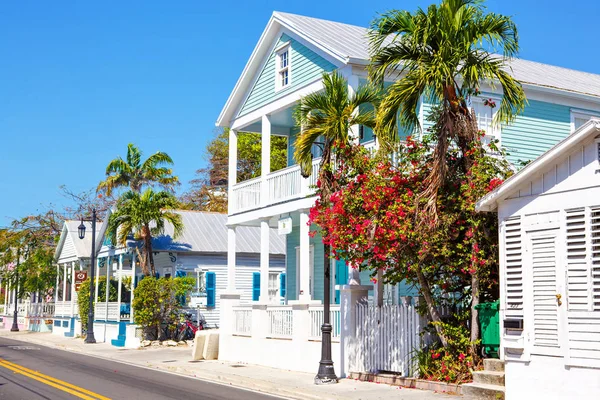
[1,0,598,227]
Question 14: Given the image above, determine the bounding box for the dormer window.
[571,110,600,133]
[276,44,291,90]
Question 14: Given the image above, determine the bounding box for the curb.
[0,333,331,400]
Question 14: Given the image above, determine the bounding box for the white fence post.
[340,284,371,378]
[292,303,310,342]
[251,304,268,339]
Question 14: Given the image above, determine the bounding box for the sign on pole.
[75,271,88,292]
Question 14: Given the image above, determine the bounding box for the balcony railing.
[231,158,321,214]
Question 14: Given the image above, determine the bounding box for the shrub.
[77,276,118,332]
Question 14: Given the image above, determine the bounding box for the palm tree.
[106,189,183,276]
[97,143,179,197]
[369,0,526,346]
[369,0,526,216]
[294,70,379,382]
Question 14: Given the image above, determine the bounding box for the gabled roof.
[218,11,600,127]
[476,119,600,212]
[151,211,285,255]
[54,220,95,262]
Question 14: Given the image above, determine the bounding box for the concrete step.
[483,358,505,372]
[462,382,505,400]
[473,370,505,386]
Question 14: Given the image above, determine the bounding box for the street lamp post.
[315,255,338,384]
[10,248,21,332]
[78,209,97,344]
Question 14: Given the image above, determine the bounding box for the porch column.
[105,257,111,321]
[260,114,271,207]
[55,264,60,302]
[70,262,76,317]
[259,219,270,303]
[346,73,361,145]
[94,258,100,303]
[62,264,68,303]
[130,252,136,323]
[117,254,123,321]
[299,210,311,301]
[227,129,238,215]
[227,226,237,291]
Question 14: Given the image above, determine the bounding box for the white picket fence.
[233,307,252,335]
[308,306,341,340]
[267,306,293,338]
[356,303,421,376]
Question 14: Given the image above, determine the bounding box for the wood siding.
[238,33,336,117]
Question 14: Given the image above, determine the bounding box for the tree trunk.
[470,272,480,353]
[415,267,448,347]
[143,224,155,277]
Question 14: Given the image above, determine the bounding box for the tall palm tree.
[294,70,378,382]
[369,0,526,217]
[106,189,183,276]
[97,143,179,197]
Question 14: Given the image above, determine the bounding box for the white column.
[260,114,271,207]
[54,264,60,302]
[70,262,76,317]
[346,73,361,145]
[62,264,68,303]
[227,226,237,291]
[4,280,9,308]
[299,210,311,302]
[94,258,100,303]
[227,129,238,215]
[130,252,136,323]
[105,257,111,321]
[340,283,372,377]
[117,254,123,321]
[259,219,270,303]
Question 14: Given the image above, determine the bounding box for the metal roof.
[273,11,600,99]
[151,211,285,255]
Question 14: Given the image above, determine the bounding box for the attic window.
[571,110,599,133]
[276,44,291,90]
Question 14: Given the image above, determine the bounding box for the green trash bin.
[475,300,500,358]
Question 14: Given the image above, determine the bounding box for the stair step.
[483,358,505,372]
[462,382,505,400]
[473,370,505,386]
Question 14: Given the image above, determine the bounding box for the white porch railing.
[267,306,293,338]
[17,303,27,317]
[308,305,341,340]
[28,302,55,317]
[232,306,252,335]
[54,301,72,317]
[94,302,121,321]
[231,158,320,214]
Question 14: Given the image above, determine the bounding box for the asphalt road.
[0,336,283,400]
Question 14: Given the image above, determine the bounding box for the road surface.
[0,336,283,400]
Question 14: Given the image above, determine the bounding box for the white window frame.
[275,42,291,91]
[570,109,600,133]
[470,96,502,148]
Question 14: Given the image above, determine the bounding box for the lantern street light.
[10,247,21,332]
[78,209,97,344]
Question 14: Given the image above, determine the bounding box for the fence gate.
[355,302,421,376]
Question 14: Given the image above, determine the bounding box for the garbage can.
[475,300,500,358]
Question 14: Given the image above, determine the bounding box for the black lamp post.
[78,209,97,344]
[10,248,21,332]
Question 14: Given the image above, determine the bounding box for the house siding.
[288,126,300,167]
[238,34,336,117]
[285,224,325,301]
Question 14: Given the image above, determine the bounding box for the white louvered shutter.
[530,233,560,348]
[566,208,589,311]
[590,207,600,310]
[505,217,524,319]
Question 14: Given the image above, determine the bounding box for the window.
[268,272,279,302]
[276,44,291,90]
[471,97,500,146]
[571,110,600,133]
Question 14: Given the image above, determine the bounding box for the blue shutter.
[175,270,186,278]
[206,271,216,308]
[252,272,260,301]
[279,273,286,299]
[154,272,160,279]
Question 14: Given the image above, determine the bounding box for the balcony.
[230,158,320,214]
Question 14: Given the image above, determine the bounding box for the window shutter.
[566,208,588,311]
[531,234,559,348]
[206,271,216,308]
[252,272,260,301]
[505,217,524,319]
[590,207,600,310]
[279,273,286,299]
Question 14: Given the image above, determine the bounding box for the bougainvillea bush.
[308,132,511,382]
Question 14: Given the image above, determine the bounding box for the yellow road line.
[0,358,111,400]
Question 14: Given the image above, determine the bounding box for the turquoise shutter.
[252,272,260,301]
[206,271,216,307]
[280,273,286,299]
[335,259,348,304]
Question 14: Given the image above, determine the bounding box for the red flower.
[431,352,441,360]
[458,353,465,362]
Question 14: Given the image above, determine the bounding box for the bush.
[77,276,118,332]
[132,276,194,340]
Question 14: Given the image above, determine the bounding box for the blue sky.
[1,0,598,227]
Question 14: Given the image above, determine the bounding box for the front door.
[527,228,565,357]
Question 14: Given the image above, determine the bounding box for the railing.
[266,306,293,338]
[308,305,341,340]
[231,158,320,214]
[28,302,55,317]
[231,177,261,213]
[17,303,27,317]
[232,306,252,335]
[54,301,72,317]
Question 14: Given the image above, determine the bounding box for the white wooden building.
[477,119,600,399]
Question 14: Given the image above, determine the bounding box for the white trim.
[275,43,292,92]
[570,109,600,133]
[476,119,600,212]
[274,40,291,53]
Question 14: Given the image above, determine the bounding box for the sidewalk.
[0,330,457,400]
